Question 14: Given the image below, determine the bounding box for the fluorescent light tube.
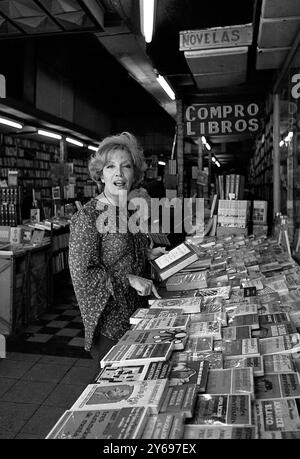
[205,142,211,150]
[140,0,155,43]
[158,161,166,166]
[66,137,84,147]
[279,140,284,147]
[0,117,23,129]
[88,145,98,151]
[156,75,175,100]
[212,156,216,162]
[38,129,62,140]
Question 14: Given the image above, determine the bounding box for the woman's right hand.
[127,274,161,299]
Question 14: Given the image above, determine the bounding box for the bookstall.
[45,226,300,439]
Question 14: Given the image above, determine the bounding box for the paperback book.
[254,372,300,400]
[195,286,231,300]
[149,297,202,314]
[254,398,300,434]
[222,325,252,341]
[205,368,254,397]
[190,311,227,327]
[228,313,259,330]
[220,338,260,358]
[263,354,297,373]
[170,351,223,369]
[186,394,252,426]
[159,383,198,418]
[184,336,214,353]
[151,242,198,280]
[131,315,190,331]
[259,333,300,355]
[118,329,188,351]
[165,271,207,291]
[183,425,256,439]
[94,361,172,384]
[188,321,222,340]
[45,407,149,440]
[71,380,169,414]
[223,355,264,377]
[140,413,185,439]
[252,321,297,339]
[100,342,173,369]
[129,308,183,325]
[168,360,209,392]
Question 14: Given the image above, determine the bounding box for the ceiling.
[0,0,299,170]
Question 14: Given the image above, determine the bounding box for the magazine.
[254,372,300,400]
[183,425,256,439]
[205,368,254,397]
[149,297,202,314]
[223,355,264,377]
[100,342,173,368]
[254,398,300,434]
[259,333,300,355]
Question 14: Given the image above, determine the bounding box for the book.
[71,380,169,414]
[170,351,223,369]
[200,296,224,313]
[100,342,173,369]
[159,384,198,418]
[205,368,254,397]
[151,242,198,280]
[259,333,300,355]
[195,286,231,299]
[190,311,227,326]
[223,355,264,377]
[165,271,207,291]
[220,338,260,358]
[94,361,172,384]
[140,413,185,439]
[149,297,202,314]
[259,312,291,325]
[254,372,300,400]
[118,329,188,351]
[131,315,190,331]
[263,354,297,373]
[168,360,209,392]
[183,424,256,439]
[252,321,297,339]
[129,308,183,325]
[184,336,214,353]
[254,398,300,435]
[228,313,259,330]
[45,407,149,439]
[222,325,252,341]
[188,321,222,340]
[187,394,252,426]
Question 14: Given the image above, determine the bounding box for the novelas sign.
[184,102,262,136]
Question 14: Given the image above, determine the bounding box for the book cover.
[45,406,149,439]
[259,333,300,355]
[149,297,201,314]
[221,338,260,358]
[71,380,169,414]
[190,311,227,327]
[188,321,222,340]
[169,360,209,392]
[254,398,300,434]
[118,328,188,351]
[252,322,297,339]
[159,384,198,418]
[170,350,223,369]
[195,286,231,300]
[132,315,190,331]
[222,325,252,341]
[228,313,259,330]
[100,342,173,369]
[183,424,256,439]
[254,372,300,400]
[205,368,254,397]
[200,297,224,313]
[223,355,264,377]
[187,394,252,426]
[259,312,291,325]
[129,308,183,325]
[140,413,185,439]
[263,354,297,373]
[94,361,172,384]
[166,271,207,291]
[151,242,198,280]
[184,336,214,353]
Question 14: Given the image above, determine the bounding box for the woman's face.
[102,149,134,203]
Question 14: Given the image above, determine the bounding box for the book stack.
[217,200,250,235]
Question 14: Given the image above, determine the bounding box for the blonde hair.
[88,132,147,190]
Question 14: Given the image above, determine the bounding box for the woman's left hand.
[147,246,168,261]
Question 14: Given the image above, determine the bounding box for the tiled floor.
[1,272,96,439]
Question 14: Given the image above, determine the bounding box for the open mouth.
[113,180,127,188]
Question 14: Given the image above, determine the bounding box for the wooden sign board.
[180,24,253,51]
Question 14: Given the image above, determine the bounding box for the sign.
[180,24,253,51]
[184,102,262,137]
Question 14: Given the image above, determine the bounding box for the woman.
[69,132,165,373]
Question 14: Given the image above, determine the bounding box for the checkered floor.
[7,273,91,359]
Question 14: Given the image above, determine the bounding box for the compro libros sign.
[184,102,262,137]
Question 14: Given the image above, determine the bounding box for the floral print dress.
[69,198,149,351]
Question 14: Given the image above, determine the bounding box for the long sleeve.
[69,206,114,351]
